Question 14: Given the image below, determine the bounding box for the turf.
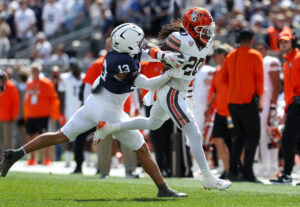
[0,172,299,207]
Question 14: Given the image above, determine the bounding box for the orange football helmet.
[182,7,215,44]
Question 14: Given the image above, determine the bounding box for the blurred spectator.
[49,66,63,161]
[0,14,11,38]
[42,0,64,36]
[0,30,10,58]
[193,63,216,133]
[49,43,69,71]
[0,69,20,151]
[14,0,36,41]
[254,42,281,177]
[28,0,43,32]
[87,0,103,26]
[115,0,144,26]
[267,13,292,52]
[270,30,300,184]
[1,2,16,40]
[4,67,16,84]
[90,0,114,56]
[57,58,85,168]
[31,32,52,63]
[82,50,95,69]
[205,45,233,179]
[223,28,264,183]
[16,68,29,147]
[149,0,171,36]
[50,65,61,91]
[23,62,58,165]
[64,0,86,31]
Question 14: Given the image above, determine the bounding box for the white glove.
[157,51,185,69]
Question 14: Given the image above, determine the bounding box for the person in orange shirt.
[205,45,232,179]
[270,30,300,185]
[222,28,264,183]
[0,70,20,151]
[267,14,292,52]
[23,63,58,165]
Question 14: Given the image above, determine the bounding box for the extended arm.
[133,72,171,90]
[83,83,92,104]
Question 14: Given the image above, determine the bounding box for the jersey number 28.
[182,56,204,76]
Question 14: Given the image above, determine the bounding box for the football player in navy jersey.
[0,23,187,197]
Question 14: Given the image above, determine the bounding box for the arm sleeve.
[133,72,170,90]
[255,55,264,96]
[166,34,181,51]
[222,59,229,85]
[10,85,20,120]
[83,83,92,104]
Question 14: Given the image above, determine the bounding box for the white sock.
[66,151,72,164]
[84,151,90,166]
[181,122,212,177]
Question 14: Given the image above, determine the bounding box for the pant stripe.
[170,89,186,127]
[167,88,182,127]
[174,90,190,124]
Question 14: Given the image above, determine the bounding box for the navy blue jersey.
[92,49,141,94]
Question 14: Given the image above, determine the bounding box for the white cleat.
[202,176,232,191]
[93,122,120,145]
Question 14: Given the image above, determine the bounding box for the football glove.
[157,51,185,69]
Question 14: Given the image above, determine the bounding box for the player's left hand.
[159,51,185,69]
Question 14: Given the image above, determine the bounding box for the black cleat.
[157,187,187,197]
[270,174,292,185]
[0,149,25,177]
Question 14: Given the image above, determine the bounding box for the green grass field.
[0,172,299,207]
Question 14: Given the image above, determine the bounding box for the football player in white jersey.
[95,7,232,190]
[58,59,85,169]
[0,23,187,197]
[254,42,281,177]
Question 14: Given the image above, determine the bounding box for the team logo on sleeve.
[189,41,194,47]
[191,11,198,22]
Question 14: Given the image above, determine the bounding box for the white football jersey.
[166,31,213,92]
[263,55,281,98]
[58,72,85,120]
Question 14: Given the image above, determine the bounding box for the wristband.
[149,47,161,59]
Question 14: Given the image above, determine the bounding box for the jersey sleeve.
[166,33,182,52]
